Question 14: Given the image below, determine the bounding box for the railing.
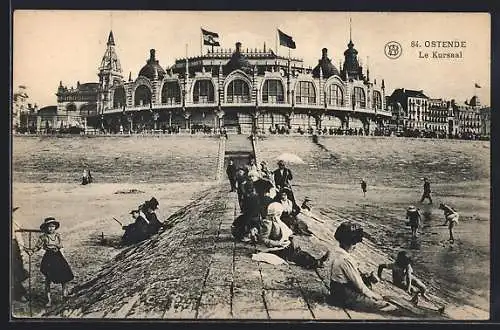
[215,136,226,181]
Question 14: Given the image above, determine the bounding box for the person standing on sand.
[406,206,421,239]
[420,178,433,204]
[226,159,237,192]
[360,179,367,197]
[439,203,459,243]
[24,217,74,307]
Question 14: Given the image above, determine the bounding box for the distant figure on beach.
[301,197,312,211]
[406,206,421,239]
[24,217,74,307]
[258,202,329,270]
[327,221,386,310]
[439,203,459,243]
[360,179,367,197]
[420,178,433,204]
[119,124,124,134]
[226,159,237,192]
[81,168,93,185]
[377,251,430,305]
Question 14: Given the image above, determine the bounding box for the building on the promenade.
[88,31,391,134]
[479,106,491,139]
[449,96,482,137]
[427,98,450,134]
[54,80,99,130]
[388,88,429,130]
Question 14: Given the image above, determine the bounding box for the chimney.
[235,42,242,53]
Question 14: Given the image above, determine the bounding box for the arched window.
[262,79,284,104]
[353,87,366,108]
[113,86,126,108]
[373,91,382,110]
[295,81,316,105]
[193,80,215,104]
[134,85,152,106]
[326,84,343,106]
[161,81,181,105]
[66,103,77,112]
[227,79,251,103]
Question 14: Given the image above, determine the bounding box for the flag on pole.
[278,29,296,49]
[201,28,220,46]
[474,83,481,88]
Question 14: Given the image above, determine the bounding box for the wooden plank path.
[42,185,484,320]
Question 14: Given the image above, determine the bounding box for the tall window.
[262,79,284,104]
[193,80,215,104]
[113,86,126,108]
[327,84,343,106]
[373,91,382,110]
[295,81,316,105]
[134,85,152,106]
[227,79,250,103]
[161,81,181,105]
[353,87,366,108]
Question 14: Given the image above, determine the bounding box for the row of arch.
[111,77,383,110]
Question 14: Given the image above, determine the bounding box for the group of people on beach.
[227,157,457,312]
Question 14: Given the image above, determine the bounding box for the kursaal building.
[56,30,392,134]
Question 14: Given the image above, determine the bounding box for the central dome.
[224,42,252,74]
[312,48,340,79]
[138,49,166,81]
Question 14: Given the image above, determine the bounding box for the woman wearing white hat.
[406,206,421,239]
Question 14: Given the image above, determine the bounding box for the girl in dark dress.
[25,217,74,307]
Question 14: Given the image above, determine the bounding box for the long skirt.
[40,250,74,284]
[12,239,28,300]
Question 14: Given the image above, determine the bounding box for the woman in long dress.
[25,217,74,307]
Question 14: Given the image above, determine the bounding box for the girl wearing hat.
[406,206,421,239]
[25,217,74,307]
[328,221,386,310]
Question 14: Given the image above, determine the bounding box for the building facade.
[479,106,491,138]
[449,96,482,137]
[90,31,391,134]
[388,88,430,130]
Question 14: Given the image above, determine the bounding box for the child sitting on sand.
[377,251,428,301]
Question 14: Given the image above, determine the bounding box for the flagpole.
[275,29,278,57]
[200,29,203,55]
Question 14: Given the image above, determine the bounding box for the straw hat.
[407,205,417,211]
[40,217,60,231]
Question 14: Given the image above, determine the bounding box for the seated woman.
[121,209,151,246]
[377,251,428,303]
[276,188,312,236]
[328,221,386,310]
[258,202,328,270]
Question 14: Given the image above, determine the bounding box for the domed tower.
[138,49,166,81]
[312,48,340,79]
[98,31,124,112]
[224,42,252,75]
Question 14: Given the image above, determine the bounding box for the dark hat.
[395,251,412,267]
[129,209,139,214]
[303,197,312,202]
[334,221,363,246]
[146,197,159,210]
[277,159,285,165]
[40,217,60,231]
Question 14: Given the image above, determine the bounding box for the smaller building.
[427,98,449,136]
[388,88,429,130]
[450,96,482,138]
[479,106,491,139]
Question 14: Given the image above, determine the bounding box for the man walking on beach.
[420,177,432,204]
[360,179,367,197]
[226,159,237,192]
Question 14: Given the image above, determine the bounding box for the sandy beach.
[12,135,490,317]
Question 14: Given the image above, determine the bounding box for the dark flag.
[201,28,220,46]
[278,29,296,49]
[475,83,481,88]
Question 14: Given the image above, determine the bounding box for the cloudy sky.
[13,11,490,108]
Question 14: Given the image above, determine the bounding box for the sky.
[13,11,490,108]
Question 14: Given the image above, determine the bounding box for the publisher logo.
[385,41,402,59]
